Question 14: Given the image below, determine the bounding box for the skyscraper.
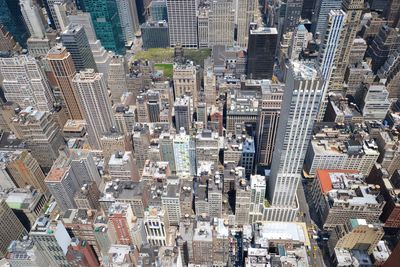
[47,45,83,120]
[313,0,342,36]
[11,108,65,168]
[246,27,277,79]
[0,199,27,258]
[46,0,75,31]
[174,96,192,133]
[5,150,49,197]
[72,69,116,149]
[166,0,198,48]
[367,25,400,73]
[29,217,72,266]
[108,55,128,101]
[81,0,125,54]
[0,56,55,112]
[208,0,234,46]
[61,24,97,72]
[116,0,140,45]
[19,0,46,38]
[235,0,256,48]
[45,165,80,210]
[282,0,304,34]
[256,81,283,167]
[317,10,346,121]
[268,61,323,221]
[329,0,364,92]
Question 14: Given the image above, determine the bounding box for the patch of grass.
[154,63,173,78]
[132,48,212,67]
[133,48,174,63]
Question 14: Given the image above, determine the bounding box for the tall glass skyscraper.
[81,0,125,54]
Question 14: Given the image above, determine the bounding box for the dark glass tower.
[246,26,278,80]
[61,24,97,72]
[81,0,125,54]
[0,0,29,48]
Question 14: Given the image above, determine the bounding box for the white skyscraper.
[47,0,74,31]
[235,0,256,48]
[289,24,309,61]
[0,56,55,112]
[267,61,323,221]
[167,0,198,48]
[20,0,46,38]
[208,0,235,46]
[108,55,128,101]
[72,69,116,149]
[116,0,140,45]
[317,10,346,121]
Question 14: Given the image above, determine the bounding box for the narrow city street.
[298,180,327,267]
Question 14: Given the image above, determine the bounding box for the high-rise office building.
[150,0,168,21]
[173,62,200,108]
[246,27,277,79]
[166,0,198,48]
[61,24,97,72]
[174,96,192,133]
[132,123,151,173]
[72,69,116,149]
[67,12,113,80]
[317,10,346,121]
[141,20,170,49]
[208,0,234,46]
[197,7,209,48]
[19,0,46,39]
[378,47,400,99]
[47,45,83,120]
[5,150,49,197]
[289,24,309,61]
[11,107,65,168]
[235,0,256,48]
[7,238,52,267]
[256,81,283,167]
[116,0,140,45]
[159,132,176,173]
[383,0,400,28]
[108,55,128,101]
[81,0,125,54]
[282,0,304,34]
[69,149,102,186]
[29,216,72,266]
[313,0,342,36]
[45,165,80,210]
[268,61,323,221]
[0,56,55,112]
[301,0,317,21]
[46,0,75,31]
[367,25,400,73]
[329,0,364,92]
[0,199,27,258]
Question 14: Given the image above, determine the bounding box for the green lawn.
[133,48,174,63]
[132,48,212,67]
[154,63,173,78]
